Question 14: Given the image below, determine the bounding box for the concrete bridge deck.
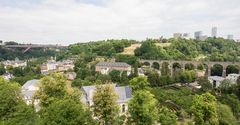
[4,44,68,53]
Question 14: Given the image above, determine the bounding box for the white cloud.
[0,0,239,45]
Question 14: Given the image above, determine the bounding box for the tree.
[0,64,6,75]
[115,54,138,65]
[161,62,170,76]
[11,67,25,77]
[96,74,111,83]
[211,64,223,76]
[76,68,92,80]
[179,70,196,83]
[109,70,121,83]
[71,78,83,87]
[146,70,160,87]
[120,71,129,86]
[129,76,150,91]
[237,76,240,85]
[218,94,240,120]
[226,65,239,75]
[191,92,218,125]
[38,73,69,108]
[185,63,195,70]
[159,107,177,125]
[128,90,158,125]
[41,99,96,125]
[0,77,36,125]
[236,76,240,98]
[217,103,237,125]
[219,79,232,93]
[92,84,119,125]
[74,58,87,72]
[38,73,94,125]
[159,75,173,86]
[198,76,212,92]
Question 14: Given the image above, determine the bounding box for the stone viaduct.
[140,60,240,77]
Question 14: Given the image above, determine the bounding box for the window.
[213,80,216,88]
[122,104,126,113]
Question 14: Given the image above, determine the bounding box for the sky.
[0,0,239,45]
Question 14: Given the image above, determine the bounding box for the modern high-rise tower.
[211,27,217,38]
[194,31,203,40]
[173,33,182,39]
[227,35,234,40]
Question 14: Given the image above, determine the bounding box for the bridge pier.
[168,63,173,76]
[222,70,226,77]
[181,63,185,71]
[207,68,211,76]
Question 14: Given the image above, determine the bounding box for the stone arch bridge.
[140,60,240,77]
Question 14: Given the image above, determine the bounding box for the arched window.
[122,104,126,113]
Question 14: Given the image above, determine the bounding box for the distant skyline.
[0,0,240,45]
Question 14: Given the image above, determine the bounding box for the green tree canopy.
[38,73,81,109]
[41,99,96,125]
[129,76,150,91]
[38,73,68,108]
[128,90,158,125]
[218,94,240,120]
[159,107,177,125]
[0,77,36,125]
[92,84,119,125]
[191,92,218,125]
[0,64,6,75]
[198,76,212,92]
[217,103,237,125]
[109,70,121,83]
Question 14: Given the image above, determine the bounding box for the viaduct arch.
[140,60,240,77]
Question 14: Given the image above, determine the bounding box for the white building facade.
[81,84,132,114]
[21,79,41,111]
[208,76,225,88]
[226,73,240,84]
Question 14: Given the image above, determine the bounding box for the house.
[40,64,48,74]
[21,79,41,111]
[2,73,14,80]
[57,60,74,72]
[81,84,132,114]
[226,73,240,84]
[40,59,58,74]
[3,59,27,68]
[46,60,57,71]
[41,59,74,74]
[208,76,225,88]
[138,68,145,76]
[65,72,77,80]
[95,62,131,75]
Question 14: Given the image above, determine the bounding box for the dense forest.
[135,38,240,61]
[67,39,134,56]
[64,37,240,62]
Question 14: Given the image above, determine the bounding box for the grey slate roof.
[209,76,225,81]
[22,79,40,90]
[228,73,240,77]
[21,79,40,98]
[21,90,36,99]
[82,84,132,104]
[96,62,130,68]
[115,86,132,103]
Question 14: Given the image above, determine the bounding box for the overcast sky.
[0,0,239,45]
